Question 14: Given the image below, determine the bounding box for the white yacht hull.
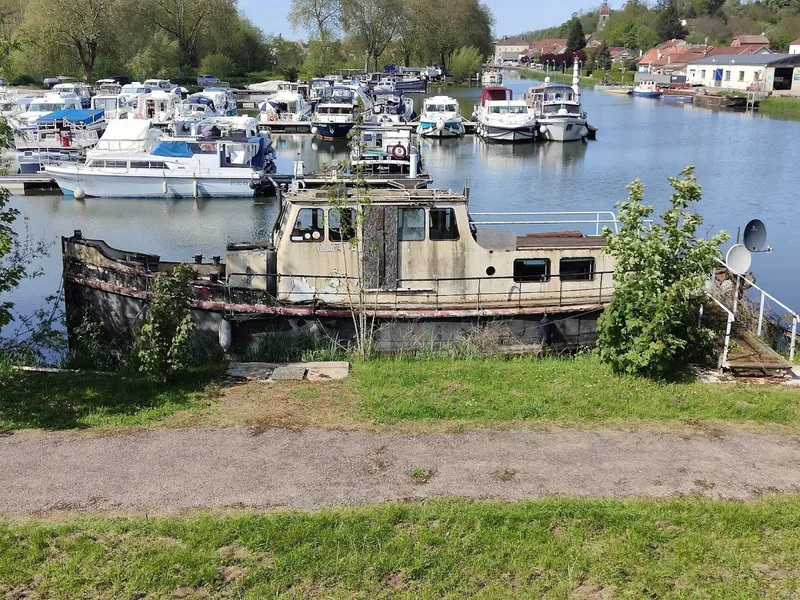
[477,122,537,143]
[45,167,259,198]
[417,118,464,138]
[538,118,589,142]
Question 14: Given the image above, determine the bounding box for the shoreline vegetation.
[3,355,800,433]
[4,497,800,598]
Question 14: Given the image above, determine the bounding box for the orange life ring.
[269,114,276,122]
[391,144,407,160]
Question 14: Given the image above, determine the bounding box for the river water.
[6,75,800,324]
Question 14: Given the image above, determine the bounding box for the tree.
[394,3,417,67]
[566,15,587,52]
[595,40,612,69]
[224,18,270,74]
[200,52,234,77]
[340,0,403,72]
[449,46,482,82]
[125,31,180,81]
[21,0,116,81]
[597,167,729,379]
[144,0,235,73]
[289,0,341,39]
[656,0,687,41]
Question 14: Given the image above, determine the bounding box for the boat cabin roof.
[287,188,466,206]
[482,87,512,104]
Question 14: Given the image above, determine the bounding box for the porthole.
[486,266,496,276]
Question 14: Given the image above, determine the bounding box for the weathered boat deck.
[726,326,794,376]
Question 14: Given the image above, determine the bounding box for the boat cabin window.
[514,259,551,283]
[398,208,425,241]
[130,160,166,169]
[429,208,459,241]
[97,160,128,169]
[489,105,526,114]
[328,208,356,242]
[560,258,595,281]
[291,208,325,242]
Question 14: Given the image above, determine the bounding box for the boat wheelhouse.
[369,90,415,124]
[61,188,616,352]
[197,87,237,116]
[417,96,465,138]
[473,87,537,143]
[346,126,430,188]
[14,108,106,174]
[524,80,588,142]
[258,90,313,123]
[119,83,154,107]
[16,92,83,124]
[90,94,133,120]
[51,82,92,108]
[310,85,372,140]
[132,91,181,126]
[172,98,222,134]
[632,81,663,98]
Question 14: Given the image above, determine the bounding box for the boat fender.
[269,114,276,122]
[436,119,445,131]
[391,144,407,160]
[73,186,85,199]
[374,105,383,114]
[218,319,232,351]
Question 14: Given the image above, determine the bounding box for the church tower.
[599,1,610,29]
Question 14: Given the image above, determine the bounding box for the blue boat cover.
[151,140,193,158]
[37,109,104,124]
[250,136,266,168]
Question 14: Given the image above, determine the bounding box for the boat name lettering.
[316,245,337,252]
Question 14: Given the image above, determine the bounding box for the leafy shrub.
[10,74,38,87]
[450,46,482,83]
[199,53,235,79]
[597,167,729,379]
[134,264,196,380]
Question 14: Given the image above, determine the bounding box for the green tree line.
[520,0,800,56]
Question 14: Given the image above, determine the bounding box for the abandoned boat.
[62,188,617,352]
[346,126,430,188]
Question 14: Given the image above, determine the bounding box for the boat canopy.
[36,108,104,124]
[482,87,513,103]
[151,140,193,158]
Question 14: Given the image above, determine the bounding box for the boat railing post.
[758,291,766,336]
[595,212,600,237]
[732,273,741,315]
[791,316,798,363]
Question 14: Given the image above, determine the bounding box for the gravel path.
[2,427,800,515]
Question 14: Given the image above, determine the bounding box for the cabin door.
[362,205,398,290]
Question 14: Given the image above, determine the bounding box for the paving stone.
[227,363,275,380]
[304,361,350,381]
[271,366,308,381]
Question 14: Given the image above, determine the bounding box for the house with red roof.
[731,35,770,48]
[636,40,711,74]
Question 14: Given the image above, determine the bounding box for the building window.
[429,208,459,241]
[398,207,425,241]
[328,208,356,242]
[754,71,761,82]
[738,71,745,82]
[291,208,325,242]
[560,258,595,282]
[724,70,731,81]
[701,69,706,79]
[689,69,696,78]
[513,259,551,283]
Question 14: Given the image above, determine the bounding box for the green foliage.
[134,264,196,380]
[199,52,234,78]
[0,191,20,331]
[656,0,688,41]
[594,40,612,70]
[125,31,181,81]
[449,46,482,83]
[566,16,587,52]
[597,167,729,380]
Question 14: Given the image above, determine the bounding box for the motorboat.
[0,94,36,120]
[369,90,415,124]
[131,90,181,127]
[171,97,222,135]
[196,87,237,116]
[346,126,430,188]
[416,96,465,138]
[632,81,663,98]
[90,93,134,120]
[310,85,372,140]
[308,78,334,105]
[86,118,162,158]
[143,78,175,92]
[524,79,588,142]
[46,118,277,198]
[119,82,154,107]
[15,92,83,125]
[247,80,286,93]
[393,71,427,93]
[373,77,395,92]
[481,70,503,86]
[473,87,537,143]
[14,109,106,174]
[258,90,313,123]
[52,82,92,108]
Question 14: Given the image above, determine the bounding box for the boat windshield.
[489,105,526,114]
[92,97,121,111]
[319,106,351,115]
[29,102,69,111]
[427,104,457,112]
[122,86,149,95]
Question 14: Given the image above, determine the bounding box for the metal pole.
[758,292,766,336]
[791,317,797,363]
[722,314,733,369]
[732,274,740,315]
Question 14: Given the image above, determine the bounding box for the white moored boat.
[525,80,588,142]
[45,118,276,198]
[416,96,465,138]
[473,87,537,143]
[258,90,313,123]
[481,70,503,86]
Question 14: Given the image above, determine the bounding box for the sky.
[242,0,625,40]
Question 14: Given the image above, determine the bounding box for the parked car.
[107,75,131,86]
[197,74,221,86]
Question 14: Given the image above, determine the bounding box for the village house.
[686,53,800,92]
[493,36,529,64]
[636,40,711,75]
[528,39,569,57]
[790,38,800,55]
[731,35,771,49]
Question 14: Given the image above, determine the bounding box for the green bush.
[450,46,483,83]
[597,167,729,380]
[199,53,235,79]
[10,74,39,87]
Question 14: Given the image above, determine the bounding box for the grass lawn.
[759,97,800,119]
[2,497,800,598]
[351,355,800,429]
[0,365,225,431]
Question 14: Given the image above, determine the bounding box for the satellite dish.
[725,244,752,275]
[743,219,767,252]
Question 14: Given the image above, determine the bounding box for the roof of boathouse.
[688,53,800,67]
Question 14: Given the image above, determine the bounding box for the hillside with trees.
[0,0,493,84]
[518,0,800,55]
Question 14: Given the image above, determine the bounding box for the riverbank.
[3,355,800,433]
[3,496,800,597]
[522,68,636,86]
[759,96,800,118]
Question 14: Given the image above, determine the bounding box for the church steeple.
[599,0,610,29]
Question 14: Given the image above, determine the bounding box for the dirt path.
[2,427,800,516]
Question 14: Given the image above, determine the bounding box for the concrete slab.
[227,363,275,381]
[271,366,308,381]
[304,361,351,381]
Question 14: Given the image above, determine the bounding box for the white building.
[686,53,800,92]
[790,38,800,55]
[493,36,529,64]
